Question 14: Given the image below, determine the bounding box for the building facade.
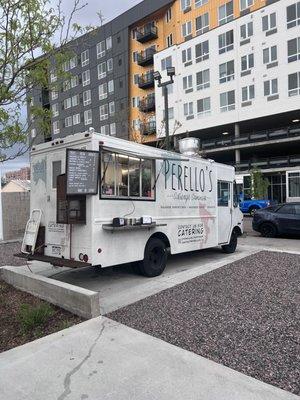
[4,167,30,182]
[154,0,300,202]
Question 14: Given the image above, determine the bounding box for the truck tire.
[139,238,167,277]
[260,222,277,238]
[249,206,259,217]
[222,231,238,254]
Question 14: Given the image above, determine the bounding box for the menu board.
[66,149,99,195]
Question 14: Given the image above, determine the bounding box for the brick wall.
[1,192,30,240]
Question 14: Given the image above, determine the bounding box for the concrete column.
[234,123,241,164]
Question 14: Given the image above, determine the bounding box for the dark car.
[252,202,300,237]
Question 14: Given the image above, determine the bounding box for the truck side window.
[218,181,230,207]
[233,181,239,208]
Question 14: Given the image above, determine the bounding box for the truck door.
[217,181,233,244]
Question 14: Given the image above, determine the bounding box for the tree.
[250,167,269,199]
[0,0,92,163]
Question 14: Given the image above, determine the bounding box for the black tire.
[222,231,238,254]
[260,222,277,238]
[139,238,167,277]
[249,206,259,217]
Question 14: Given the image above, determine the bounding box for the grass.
[17,303,54,334]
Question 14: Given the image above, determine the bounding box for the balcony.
[139,95,155,113]
[201,124,300,153]
[140,121,156,136]
[235,154,300,172]
[137,48,156,67]
[136,25,158,43]
[138,72,154,89]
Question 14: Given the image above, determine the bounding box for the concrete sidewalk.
[0,316,298,400]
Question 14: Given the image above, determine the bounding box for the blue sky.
[1,0,142,175]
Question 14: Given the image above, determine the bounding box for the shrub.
[17,303,54,333]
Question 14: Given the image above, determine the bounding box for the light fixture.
[166,66,175,77]
[292,119,300,123]
[222,131,229,135]
[153,71,162,81]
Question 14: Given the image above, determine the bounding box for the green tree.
[250,168,269,199]
[0,0,94,163]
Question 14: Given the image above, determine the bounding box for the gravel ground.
[0,241,24,267]
[108,251,300,395]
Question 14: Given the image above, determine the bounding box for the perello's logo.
[163,160,213,193]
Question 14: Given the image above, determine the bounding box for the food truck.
[19,132,243,277]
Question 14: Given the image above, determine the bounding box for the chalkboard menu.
[66,149,99,195]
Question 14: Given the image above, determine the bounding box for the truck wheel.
[249,206,259,217]
[260,222,277,238]
[222,231,238,254]
[139,238,167,277]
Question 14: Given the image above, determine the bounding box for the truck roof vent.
[178,137,200,157]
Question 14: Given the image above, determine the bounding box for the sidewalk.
[0,316,298,400]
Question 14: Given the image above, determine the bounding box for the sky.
[1,0,142,175]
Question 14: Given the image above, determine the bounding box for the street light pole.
[153,67,175,151]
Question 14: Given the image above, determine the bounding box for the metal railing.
[234,154,300,171]
[138,72,155,89]
[137,48,156,66]
[136,26,158,43]
[139,95,155,112]
[140,121,156,136]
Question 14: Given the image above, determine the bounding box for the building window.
[286,2,300,29]
[110,123,116,136]
[52,161,62,189]
[161,56,172,71]
[132,119,140,130]
[73,113,80,125]
[97,40,105,58]
[264,78,278,96]
[182,21,192,38]
[70,75,78,88]
[219,60,234,83]
[63,80,71,92]
[98,62,107,79]
[81,50,89,67]
[241,53,254,72]
[218,30,234,54]
[288,72,300,96]
[181,0,191,11]
[106,36,112,50]
[184,102,194,117]
[262,12,277,32]
[99,83,108,100]
[263,46,277,65]
[101,125,109,135]
[182,48,192,65]
[84,109,92,125]
[288,37,300,62]
[183,75,193,92]
[242,85,255,102]
[196,69,210,90]
[50,69,57,83]
[52,103,59,117]
[109,101,115,116]
[166,8,172,22]
[195,0,208,8]
[197,97,210,117]
[108,80,114,94]
[83,90,91,106]
[220,90,235,112]
[195,40,209,62]
[100,104,109,120]
[240,21,253,40]
[107,58,113,73]
[288,171,300,197]
[82,70,90,86]
[132,97,140,108]
[218,1,233,25]
[133,51,138,62]
[53,121,60,135]
[70,56,77,69]
[196,13,209,35]
[240,0,253,11]
[133,74,139,85]
[63,98,72,110]
[167,34,173,47]
[65,116,72,127]
[71,94,79,107]
[51,90,58,101]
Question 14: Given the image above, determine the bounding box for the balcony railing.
[234,154,300,171]
[136,26,158,43]
[140,121,156,136]
[137,48,156,66]
[202,124,300,151]
[139,95,155,113]
[138,72,154,89]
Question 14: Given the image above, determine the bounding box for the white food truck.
[19,132,243,277]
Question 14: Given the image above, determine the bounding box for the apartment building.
[154,0,300,202]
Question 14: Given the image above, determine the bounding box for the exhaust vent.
[178,137,200,157]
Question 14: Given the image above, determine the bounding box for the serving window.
[101,150,155,200]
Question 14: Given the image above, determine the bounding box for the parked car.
[252,202,300,237]
[239,194,276,216]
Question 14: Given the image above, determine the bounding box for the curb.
[0,266,100,319]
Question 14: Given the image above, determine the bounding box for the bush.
[17,303,54,333]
